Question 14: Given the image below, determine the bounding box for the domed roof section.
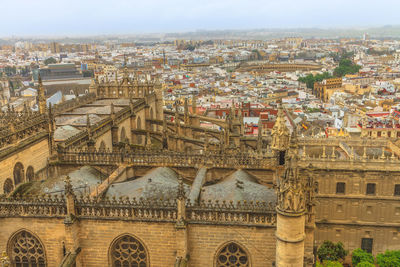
[105,167,189,200]
[200,170,275,204]
[16,166,105,196]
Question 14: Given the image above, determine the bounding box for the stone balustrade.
[0,195,66,218]
[57,148,276,169]
[0,195,277,226]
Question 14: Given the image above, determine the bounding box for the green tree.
[352,248,374,266]
[44,57,57,65]
[316,260,343,267]
[317,241,348,262]
[186,45,195,51]
[333,59,361,77]
[376,250,400,267]
[356,262,375,267]
[298,72,332,89]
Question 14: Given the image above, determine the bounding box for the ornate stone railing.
[53,93,97,115]
[0,113,48,150]
[0,195,66,218]
[187,200,276,226]
[0,196,277,226]
[58,99,145,150]
[75,197,177,221]
[300,154,400,171]
[298,137,388,147]
[57,148,276,169]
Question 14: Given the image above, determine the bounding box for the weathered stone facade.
[0,74,399,266]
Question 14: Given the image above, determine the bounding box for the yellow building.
[314,78,343,102]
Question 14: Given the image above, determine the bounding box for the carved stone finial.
[331,146,336,159]
[111,103,115,115]
[381,147,386,160]
[271,104,290,152]
[276,132,306,215]
[301,145,306,160]
[177,176,185,200]
[64,176,74,196]
[37,72,46,114]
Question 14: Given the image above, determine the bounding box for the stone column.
[175,177,189,267]
[63,177,82,266]
[275,130,307,267]
[276,210,305,267]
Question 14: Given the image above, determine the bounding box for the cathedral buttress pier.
[275,130,308,267]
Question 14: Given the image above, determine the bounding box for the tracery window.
[110,235,148,267]
[215,242,249,267]
[8,230,46,267]
[13,162,24,186]
[26,166,34,182]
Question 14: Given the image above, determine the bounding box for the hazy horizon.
[2,0,400,37]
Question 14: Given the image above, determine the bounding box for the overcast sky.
[2,0,399,36]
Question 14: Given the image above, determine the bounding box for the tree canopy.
[352,248,374,266]
[317,241,348,262]
[376,250,400,267]
[44,57,57,65]
[298,72,332,89]
[333,59,361,77]
[316,260,343,267]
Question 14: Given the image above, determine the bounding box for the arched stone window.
[26,166,34,182]
[3,178,14,194]
[109,235,148,267]
[136,116,142,144]
[120,127,127,143]
[99,141,106,151]
[215,242,250,267]
[13,162,24,186]
[8,230,47,267]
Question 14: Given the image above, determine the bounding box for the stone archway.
[8,230,47,267]
[26,166,34,182]
[13,162,24,186]
[120,127,127,143]
[99,140,106,151]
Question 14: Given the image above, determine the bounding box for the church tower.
[275,130,307,267]
[37,74,46,114]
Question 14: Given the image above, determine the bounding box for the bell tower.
[275,130,307,267]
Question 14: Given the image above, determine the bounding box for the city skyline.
[2,0,400,37]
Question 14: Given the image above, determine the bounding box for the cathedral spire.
[37,73,46,114]
[271,103,290,152]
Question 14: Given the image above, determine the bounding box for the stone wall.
[0,218,277,267]
[0,218,66,266]
[188,224,276,267]
[0,137,49,193]
[314,169,400,255]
